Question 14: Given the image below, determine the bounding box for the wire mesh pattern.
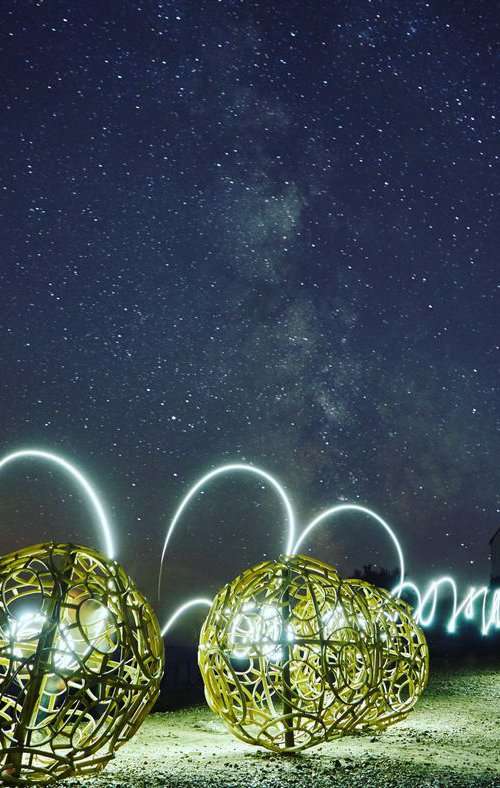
[0,542,164,783]
[199,553,428,752]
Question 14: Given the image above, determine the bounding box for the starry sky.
[1,1,499,633]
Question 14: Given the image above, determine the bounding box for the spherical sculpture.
[0,542,164,783]
[199,553,428,752]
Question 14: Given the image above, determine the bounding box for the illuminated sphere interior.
[0,542,164,783]
[199,553,428,752]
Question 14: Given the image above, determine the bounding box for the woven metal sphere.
[199,553,428,752]
[0,542,164,783]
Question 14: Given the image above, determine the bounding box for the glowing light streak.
[293,503,405,590]
[160,598,213,637]
[158,463,295,598]
[396,577,500,635]
[0,449,114,558]
[160,463,500,640]
[5,610,98,673]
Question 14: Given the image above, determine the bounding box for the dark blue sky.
[1,1,499,624]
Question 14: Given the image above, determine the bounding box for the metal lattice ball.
[0,542,164,783]
[199,553,428,752]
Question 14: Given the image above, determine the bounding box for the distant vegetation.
[353,563,399,591]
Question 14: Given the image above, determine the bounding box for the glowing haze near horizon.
[1,1,499,632]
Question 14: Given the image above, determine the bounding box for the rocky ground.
[62,664,500,788]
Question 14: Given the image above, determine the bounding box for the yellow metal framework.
[199,553,428,752]
[0,542,164,783]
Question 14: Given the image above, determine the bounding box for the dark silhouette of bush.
[353,563,400,591]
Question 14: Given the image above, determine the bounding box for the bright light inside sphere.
[199,554,429,753]
[6,611,46,660]
[229,604,285,661]
[53,625,79,671]
[4,599,113,674]
[0,542,164,783]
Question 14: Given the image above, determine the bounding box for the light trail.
[292,503,405,590]
[158,463,295,599]
[295,503,500,634]
[160,598,213,637]
[159,464,500,639]
[0,448,114,558]
[395,577,500,635]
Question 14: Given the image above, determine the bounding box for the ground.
[62,665,500,788]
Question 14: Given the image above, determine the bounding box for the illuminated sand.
[60,664,500,787]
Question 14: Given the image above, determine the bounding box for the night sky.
[1,1,499,633]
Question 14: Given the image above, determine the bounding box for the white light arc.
[157,462,500,639]
[292,503,405,590]
[0,449,114,558]
[158,463,295,599]
[412,575,458,629]
[160,598,213,637]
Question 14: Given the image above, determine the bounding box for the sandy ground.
[62,665,500,788]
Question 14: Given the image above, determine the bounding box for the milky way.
[1,1,499,627]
